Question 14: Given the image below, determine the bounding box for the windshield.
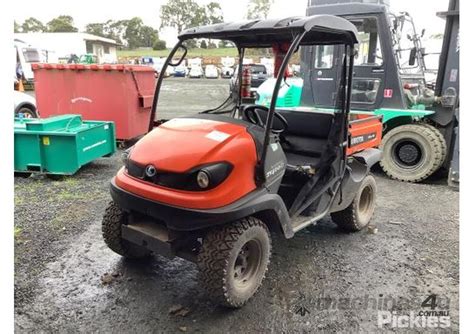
[389,13,424,74]
[153,37,347,123]
[251,65,267,74]
[154,39,237,120]
[22,48,40,63]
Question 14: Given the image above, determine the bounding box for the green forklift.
[253,0,460,182]
[302,0,459,183]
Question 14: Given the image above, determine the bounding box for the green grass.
[118,48,239,58]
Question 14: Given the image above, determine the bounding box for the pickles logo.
[378,294,451,329]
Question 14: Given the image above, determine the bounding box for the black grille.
[126,160,145,179]
[125,160,233,191]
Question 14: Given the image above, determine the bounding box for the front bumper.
[110,178,290,233]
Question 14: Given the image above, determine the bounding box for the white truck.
[14,40,41,86]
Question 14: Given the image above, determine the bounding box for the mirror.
[408,47,417,66]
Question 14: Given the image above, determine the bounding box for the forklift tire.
[380,124,446,182]
[198,217,271,308]
[419,123,447,171]
[102,201,151,259]
[331,174,376,232]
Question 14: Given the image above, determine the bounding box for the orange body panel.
[347,117,383,155]
[115,116,382,210]
[116,118,258,210]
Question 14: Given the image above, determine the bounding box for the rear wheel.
[16,106,38,118]
[331,174,376,232]
[380,124,446,182]
[198,217,271,308]
[102,201,150,259]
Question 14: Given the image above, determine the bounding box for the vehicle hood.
[129,117,255,173]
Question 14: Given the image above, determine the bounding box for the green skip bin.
[14,114,116,176]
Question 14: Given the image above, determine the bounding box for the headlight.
[196,170,210,189]
[121,146,133,165]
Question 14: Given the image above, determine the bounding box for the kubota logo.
[145,165,157,177]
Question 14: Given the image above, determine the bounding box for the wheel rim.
[392,139,424,169]
[18,111,34,119]
[358,184,374,222]
[233,239,262,290]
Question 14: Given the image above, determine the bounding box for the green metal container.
[14,114,116,175]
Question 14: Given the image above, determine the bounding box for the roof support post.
[257,32,306,182]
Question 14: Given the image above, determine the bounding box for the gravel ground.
[15,78,459,332]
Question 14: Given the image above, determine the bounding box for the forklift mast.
[433,0,459,186]
[434,0,459,101]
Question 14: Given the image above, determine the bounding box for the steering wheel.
[243,105,288,134]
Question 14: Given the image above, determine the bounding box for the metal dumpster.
[14,114,116,176]
[31,63,155,141]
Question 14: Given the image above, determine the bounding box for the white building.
[14,32,119,64]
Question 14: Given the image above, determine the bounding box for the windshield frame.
[150,32,355,180]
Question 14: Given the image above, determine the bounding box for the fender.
[110,179,293,238]
[330,148,381,212]
[14,102,36,115]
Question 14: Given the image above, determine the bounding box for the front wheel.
[102,201,151,259]
[198,217,271,308]
[16,106,38,118]
[331,174,377,232]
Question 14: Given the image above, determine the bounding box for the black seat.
[276,109,333,168]
[241,107,334,168]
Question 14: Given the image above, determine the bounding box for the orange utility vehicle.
[102,15,382,307]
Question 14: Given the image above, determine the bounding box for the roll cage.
[150,15,359,183]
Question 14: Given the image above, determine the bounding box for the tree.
[205,2,223,25]
[122,17,159,49]
[21,17,47,32]
[200,40,208,48]
[160,0,202,34]
[84,20,125,44]
[159,0,223,34]
[124,17,145,49]
[85,23,107,38]
[83,18,161,49]
[105,20,127,44]
[246,0,274,20]
[153,39,167,50]
[47,15,78,32]
[14,21,21,33]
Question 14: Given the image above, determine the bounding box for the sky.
[14,0,449,48]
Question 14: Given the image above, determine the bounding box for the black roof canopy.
[179,15,359,47]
